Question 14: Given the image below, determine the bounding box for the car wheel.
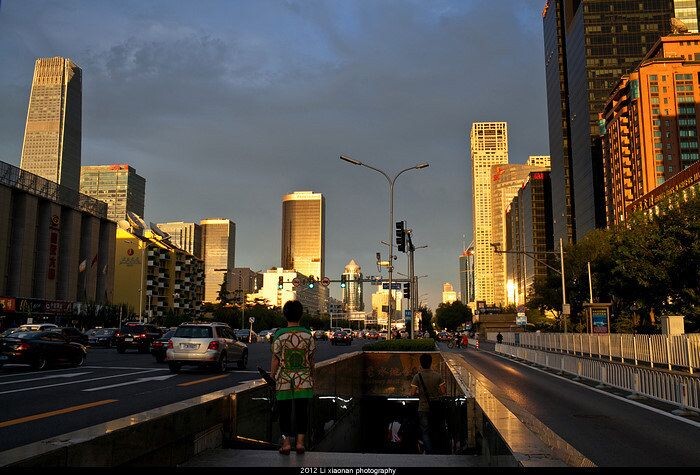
[237,350,248,370]
[33,355,48,371]
[168,362,181,373]
[117,345,126,354]
[73,353,85,367]
[217,353,228,373]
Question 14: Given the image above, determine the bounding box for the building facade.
[251,268,324,315]
[442,283,458,304]
[80,164,146,223]
[0,160,115,320]
[281,191,325,280]
[20,57,82,191]
[490,158,551,305]
[156,221,202,258]
[602,33,700,225]
[114,228,203,321]
[200,218,236,304]
[470,122,509,305]
[543,0,682,242]
[459,247,475,305]
[371,288,403,329]
[342,259,364,313]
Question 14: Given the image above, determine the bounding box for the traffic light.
[308,275,315,289]
[396,221,406,252]
[278,276,284,289]
[340,274,347,288]
[403,282,410,299]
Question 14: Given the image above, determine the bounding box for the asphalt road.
[441,342,700,467]
[0,337,361,452]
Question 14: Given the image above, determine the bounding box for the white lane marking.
[0,367,82,378]
[0,369,164,396]
[480,350,700,429]
[83,374,177,391]
[0,372,92,386]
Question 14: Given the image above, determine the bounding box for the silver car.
[166,323,247,373]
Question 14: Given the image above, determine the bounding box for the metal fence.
[487,332,700,374]
[495,343,700,413]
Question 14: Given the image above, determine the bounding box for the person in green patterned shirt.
[271,300,316,455]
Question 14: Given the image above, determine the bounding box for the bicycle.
[447,339,461,349]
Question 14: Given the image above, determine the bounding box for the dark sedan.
[115,323,163,354]
[150,327,177,363]
[87,328,118,348]
[48,327,89,346]
[331,331,352,346]
[0,331,87,370]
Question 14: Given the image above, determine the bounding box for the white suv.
[166,323,247,373]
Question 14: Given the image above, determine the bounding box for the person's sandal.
[296,445,305,455]
[279,436,291,455]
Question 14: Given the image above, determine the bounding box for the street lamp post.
[125,239,147,323]
[340,155,428,340]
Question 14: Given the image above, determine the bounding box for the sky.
[0,0,549,312]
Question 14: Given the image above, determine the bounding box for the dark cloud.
[0,1,548,310]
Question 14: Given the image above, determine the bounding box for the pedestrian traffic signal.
[308,275,315,289]
[340,274,347,288]
[396,221,406,252]
[278,276,284,289]
[403,282,410,299]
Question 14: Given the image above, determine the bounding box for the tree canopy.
[434,300,473,331]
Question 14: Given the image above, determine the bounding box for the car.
[0,328,19,338]
[115,323,163,354]
[48,327,89,346]
[331,330,352,346]
[151,327,178,363]
[326,327,342,340]
[366,330,379,340]
[166,323,248,373]
[235,329,258,343]
[436,331,452,342]
[17,323,59,332]
[378,330,387,340]
[258,329,276,342]
[0,330,87,370]
[312,330,327,340]
[87,328,118,348]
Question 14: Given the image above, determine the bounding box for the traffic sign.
[321,277,331,287]
[405,310,412,318]
[382,283,401,290]
[249,317,255,323]
[292,278,301,288]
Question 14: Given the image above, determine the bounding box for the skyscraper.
[490,157,550,305]
[80,164,146,223]
[342,259,364,312]
[200,218,236,304]
[442,283,457,304]
[470,122,508,305]
[543,1,682,242]
[156,221,202,258]
[281,191,325,280]
[20,57,82,191]
[459,247,475,305]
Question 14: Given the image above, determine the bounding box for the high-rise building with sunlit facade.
[470,122,508,305]
[156,221,202,258]
[80,164,146,223]
[342,259,364,312]
[200,218,236,304]
[20,57,82,191]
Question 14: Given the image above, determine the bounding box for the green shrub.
[362,339,438,351]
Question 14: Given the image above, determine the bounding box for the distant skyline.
[0,1,549,311]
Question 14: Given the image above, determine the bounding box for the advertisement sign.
[0,297,16,312]
[591,308,609,333]
[516,313,527,326]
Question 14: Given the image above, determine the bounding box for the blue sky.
[0,1,549,311]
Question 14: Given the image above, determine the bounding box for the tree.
[435,301,472,331]
[216,273,231,307]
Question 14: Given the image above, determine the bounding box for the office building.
[459,247,475,305]
[601,33,700,225]
[371,288,403,329]
[442,283,458,304]
[20,57,82,191]
[200,218,236,304]
[342,259,364,312]
[470,122,509,305]
[230,268,263,297]
[250,268,324,314]
[80,164,146,223]
[543,1,684,242]
[0,160,114,325]
[490,158,550,305]
[156,221,202,258]
[506,172,553,305]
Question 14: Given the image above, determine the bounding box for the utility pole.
[407,230,415,339]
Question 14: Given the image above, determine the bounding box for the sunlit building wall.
[470,122,508,305]
[20,57,82,191]
[342,259,364,312]
[156,221,202,258]
[371,289,402,329]
[80,164,146,223]
[459,248,475,305]
[442,282,457,304]
[200,218,235,304]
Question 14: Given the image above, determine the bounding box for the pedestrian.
[271,300,316,455]
[461,332,469,348]
[496,332,503,344]
[410,353,446,454]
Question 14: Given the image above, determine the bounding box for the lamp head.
[415,162,429,169]
[340,155,362,166]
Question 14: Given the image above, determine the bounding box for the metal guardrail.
[488,332,700,374]
[495,343,700,413]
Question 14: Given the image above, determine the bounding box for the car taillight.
[16,343,30,351]
[136,333,147,339]
[153,341,162,348]
[115,331,121,337]
[167,340,173,349]
[208,341,220,351]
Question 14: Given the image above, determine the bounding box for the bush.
[362,339,438,351]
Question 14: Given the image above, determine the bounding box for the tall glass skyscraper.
[80,164,146,223]
[20,57,82,191]
[200,218,236,304]
[281,191,325,280]
[342,259,364,312]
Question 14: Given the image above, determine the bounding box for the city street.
[0,337,361,451]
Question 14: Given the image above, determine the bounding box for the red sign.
[532,172,545,180]
[321,277,331,287]
[48,215,60,281]
[0,297,16,312]
[292,278,301,288]
[127,248,134,256]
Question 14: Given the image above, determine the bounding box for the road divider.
[0,399,117,428]
[177,375,228,387]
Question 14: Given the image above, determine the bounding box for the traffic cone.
[476,339,480,350]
